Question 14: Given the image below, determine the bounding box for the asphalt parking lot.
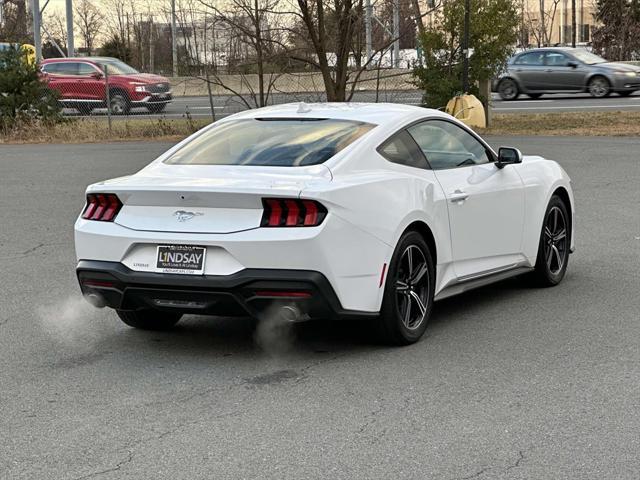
[1,136,639,479]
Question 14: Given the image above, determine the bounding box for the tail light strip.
[261,198,327,227]
[82,194,122,222]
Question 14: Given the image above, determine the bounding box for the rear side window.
[378,130,429,169]
[164,118,375,166]
[44,62,78,75]
[514,52,544,66]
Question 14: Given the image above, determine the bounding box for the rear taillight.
[261,198,327,227]
[81,193,122,221]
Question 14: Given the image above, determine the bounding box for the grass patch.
[0,117,211,144]
[478,111,640,137]
[1,110,639,144]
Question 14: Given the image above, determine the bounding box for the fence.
[41,61,421,125]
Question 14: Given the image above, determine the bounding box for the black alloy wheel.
[533,195,570,286]
[378,231,434,345]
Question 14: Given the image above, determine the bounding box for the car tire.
[618,90,635,97]
[146,104,167,113]
[498,78,519,100]
[109,93,131,115]
[588,76,611,98]
[116,309,182,330]
[377,231,435,345]
[532,195,570,287]
[527,93,543,99]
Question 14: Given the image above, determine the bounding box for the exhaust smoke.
[254,303,304,356]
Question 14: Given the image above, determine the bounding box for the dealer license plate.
[156,245,206,275]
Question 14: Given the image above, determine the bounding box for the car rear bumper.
[77,260,378,320]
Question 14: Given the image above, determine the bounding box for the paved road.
[1,137,639,479]
[63,90,640,120]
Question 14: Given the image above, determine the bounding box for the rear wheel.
[532,196,570,286]
[377,231,435,345]
[588,76,611,98]
[498,78,519,100]
[117,309,182,330]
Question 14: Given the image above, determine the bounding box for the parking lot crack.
[72,450,133,480]
[456,467,489,480]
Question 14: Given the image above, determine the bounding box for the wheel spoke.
[407,247,414,278]
[551,245,563,271]
[553,229,566,242]
[553,208,558,232]
[396,280,409,293]
[409,291,427,317]
[546,246,554,269]
[410,262,428,285]
[403,296,412,327]
[544,226,553,239]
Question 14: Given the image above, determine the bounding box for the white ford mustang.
[75,103,575,345]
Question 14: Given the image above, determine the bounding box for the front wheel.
[532,196,570,286]
[377,231,435,345]
[498,78,519,100]
[117,309,182,330]
[588,76,611,98]
[109,93,131,115]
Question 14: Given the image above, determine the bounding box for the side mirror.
[496,147,523,169]
[91,71,103,79]
[567,61,578,69]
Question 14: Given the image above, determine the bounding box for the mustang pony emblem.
[173,210,204,222]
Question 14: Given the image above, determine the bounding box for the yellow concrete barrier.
[445,94,486,128]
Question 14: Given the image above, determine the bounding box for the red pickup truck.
[41,57,172,115]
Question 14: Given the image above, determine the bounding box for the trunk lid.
[88,164,332,234]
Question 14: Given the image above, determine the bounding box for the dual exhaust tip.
[84,292,306,323]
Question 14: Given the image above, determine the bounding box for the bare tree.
[523,0,561,47]
[198,0,289,107]
[74,0,105,55]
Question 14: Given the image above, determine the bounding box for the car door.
[544,52,587,91]
[75,62,105,101]
[406,119,526,279]
[42,62,78,100]
[512,51,548,90]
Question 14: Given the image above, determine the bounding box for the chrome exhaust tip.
[84,293,106,309]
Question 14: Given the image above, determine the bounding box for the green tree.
[592,0,640,61]
[413,0,518,109]
[0,47,62,130]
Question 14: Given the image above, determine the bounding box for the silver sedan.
[494,47,640,100]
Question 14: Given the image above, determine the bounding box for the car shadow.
[97,274,536,362]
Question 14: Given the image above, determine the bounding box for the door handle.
[450,190,469,203]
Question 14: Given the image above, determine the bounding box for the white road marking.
[494,104,640,111]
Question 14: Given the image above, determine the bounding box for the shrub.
[0,47,62,131]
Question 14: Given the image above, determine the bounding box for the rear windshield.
[164,118,376,166]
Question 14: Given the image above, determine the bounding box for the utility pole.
[171,0,178,77]
[31,0,42,61]
[365,0,372,64]
[571,0,576,47]
[462,0,470,92]
[149,15,154,73]
[392,0,400,68]
[66,0,74,56]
